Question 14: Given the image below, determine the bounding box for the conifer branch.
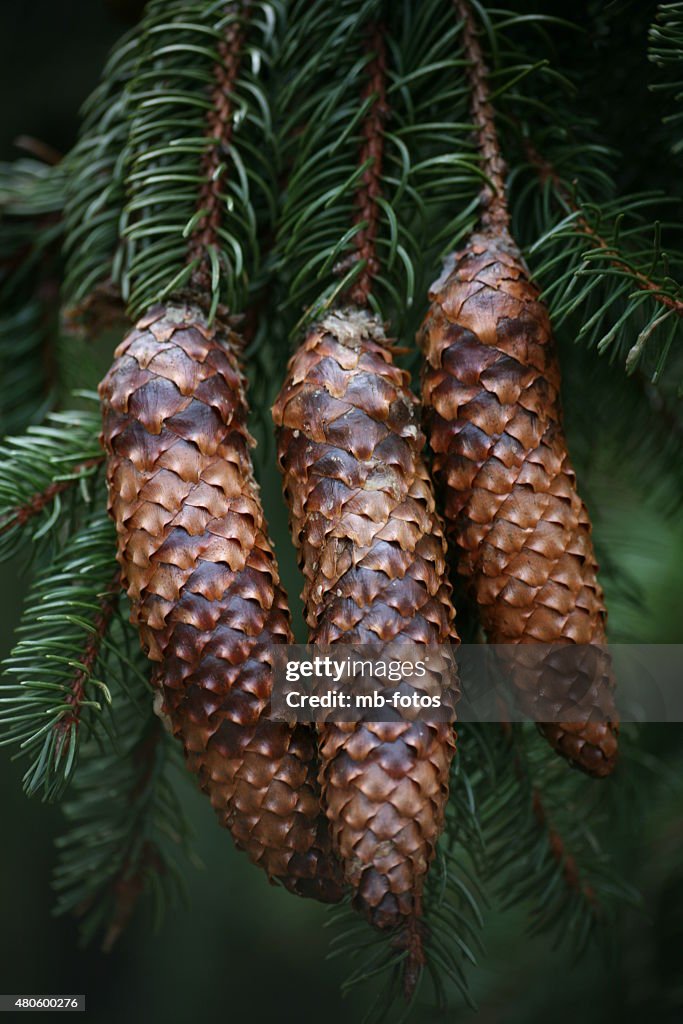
[0,2,676,1005]
[501,722,600,916]
[62,28,139,328]
[523,136,683,321]
[53,683,196,949]
[497,725,640,948]
[52,574,120,758]
[0,159,66,432]
[466,8,683,380]
[530,788,598,911]
[329,721,637,1017]
[0,406,103,562]
[454,0,511,235]
[98,718,166,951]
[277,0,482,329]
[649,2,683,155]
[344,23,388,307]
[0,457,104,538]
[187,2,249,301]
[0,511,121,799]
[118,0,279,319]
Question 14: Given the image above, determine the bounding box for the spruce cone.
[419,233,618,777]
[273,308,459,933]
[99,303,343,901]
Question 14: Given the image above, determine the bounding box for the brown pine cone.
[419,232,618,778]
[99,303,343,901]
[273,308,459,933]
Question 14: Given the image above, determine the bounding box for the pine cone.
[419,233,618,777]
[99,303,343,901]
[273,308,459,932]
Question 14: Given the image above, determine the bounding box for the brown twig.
[70,715,165,951]
[102,841,165,952]
[13,135,63,166]
[500,722,599,910]
[54,573,121,751]
[344,24,389,308]
[0,456,104,536]
[530,789,598,908]
[398,902,427,1002]
[187,4,249,296]
[101,719,166,951]
[455,0,511,237]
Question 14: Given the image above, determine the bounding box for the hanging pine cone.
[99,303,343,901]
[273,308,459,937]
[419,233,618,777]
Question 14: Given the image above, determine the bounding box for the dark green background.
[1,3,682,1022]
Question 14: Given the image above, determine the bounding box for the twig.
[530,789,598,908]
[501,722,599,910]
[455,0,511,237]
[55,574,121,750]
[523,135,683,318]
[0,456,104,536]
[101,719,166,951]
[187,3,249,295]
[102,841,165,952]
[345,24,389,307]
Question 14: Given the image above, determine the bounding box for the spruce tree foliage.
[0,159,65,434]
[649,1,683,157]
[0,0,681,1012]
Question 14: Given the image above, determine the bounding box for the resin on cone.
[273,308,459,933]
[99,303,343,900]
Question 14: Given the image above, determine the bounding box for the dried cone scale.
[417,2,617,779]
[273,309,459,942]
[99,304,343,901]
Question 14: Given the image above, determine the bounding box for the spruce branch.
[0,0,673,1004]
[496,725,640,950]
[454,0,511,237]
[327,722,638,1017]
[0,159,66,433]
[62,28,140,330]
[527,195,683,380]
[530,788,598,911]
[186,2,249,303]
[0,510,121,800]
[0,457,103,538]
[53,677,197,950]
[649,2,683,155]
[523,134,683,322]
[51,574,120,753]
[0,406,104,562]
[343,23,389,308]
[467,7,683,382]
[502,722,601,924]
[276,0,481,330]
[118,0,280,319]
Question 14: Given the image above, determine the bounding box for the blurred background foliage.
[0,1,681,1022]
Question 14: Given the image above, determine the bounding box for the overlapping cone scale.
[273,308,459,931]
[419,233,618,777]
[99,303,343,901]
